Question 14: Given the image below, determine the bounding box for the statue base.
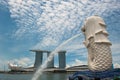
[69,68,120,80]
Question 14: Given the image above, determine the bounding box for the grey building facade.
[30,50,66,69]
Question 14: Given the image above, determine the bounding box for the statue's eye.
[83,29,86,32]
[81,25,86,32]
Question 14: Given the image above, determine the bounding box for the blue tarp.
[69,68,120,80]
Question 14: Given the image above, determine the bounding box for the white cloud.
[0,0,7,5]
[67,59,87,68]
[7,0,120,50]
[33,37,58,50]
[9,57,34,68]
[64,44,85,52]
[0,0,8,11]
[66,64,70,68]
[64,41,87,58]
[114,63,120,68]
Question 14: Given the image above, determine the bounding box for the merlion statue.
[69,16,120,80]
[81,15,112,71]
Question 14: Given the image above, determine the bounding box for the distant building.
[30,50,66,69]
[8,63,34,72]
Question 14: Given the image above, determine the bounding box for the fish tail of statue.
[88,37,112,71]
[82,15,113,71]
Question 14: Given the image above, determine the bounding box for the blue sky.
[0,0,120,70]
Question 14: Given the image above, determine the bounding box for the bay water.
[0,72,72,80]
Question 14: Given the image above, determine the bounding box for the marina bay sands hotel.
[30,50,66,69]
